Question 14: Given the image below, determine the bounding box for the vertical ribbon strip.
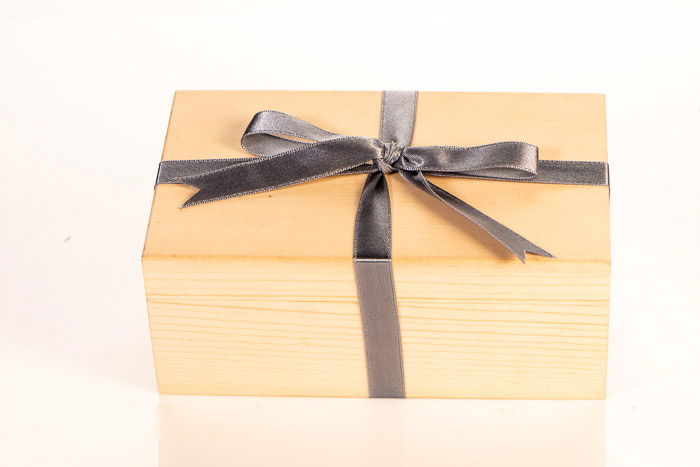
[353,91,417,398]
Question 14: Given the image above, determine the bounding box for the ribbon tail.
[177,137,380,207]
[398,170,553,263]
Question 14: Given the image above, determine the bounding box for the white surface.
[1,1,699,466]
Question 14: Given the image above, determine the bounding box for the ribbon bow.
[156,91,609,398]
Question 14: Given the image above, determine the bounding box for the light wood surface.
[143,91,610,398]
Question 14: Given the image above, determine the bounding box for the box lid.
[144,91,609,263]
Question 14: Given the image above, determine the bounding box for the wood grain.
[143,91,610,398]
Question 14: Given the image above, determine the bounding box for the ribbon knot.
[376,141,403,174]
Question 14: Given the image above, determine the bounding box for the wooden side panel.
[397,259,609,399]
[144,257,368,397]
[144,257,608,399]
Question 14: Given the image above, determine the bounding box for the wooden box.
[143,91,610,399]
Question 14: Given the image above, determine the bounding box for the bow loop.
[241,110,347,157]
[400,142,539,179]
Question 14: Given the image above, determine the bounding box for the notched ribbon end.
[513,245,555,263]
[180,190,208,209]
[178,177,220,208]
[496,229,554,263]
[180,186,233,208]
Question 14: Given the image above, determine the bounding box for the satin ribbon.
[156,91,609,398]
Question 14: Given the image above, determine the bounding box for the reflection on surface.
[159,396,604,467]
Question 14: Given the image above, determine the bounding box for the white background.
[1,1,699,466]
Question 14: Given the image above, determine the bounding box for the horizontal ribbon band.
[155,91,609,398]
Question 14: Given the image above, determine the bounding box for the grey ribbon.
[156,91,609,398]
